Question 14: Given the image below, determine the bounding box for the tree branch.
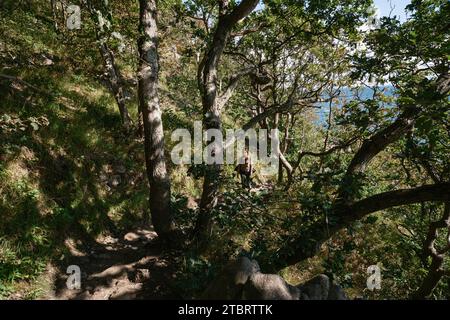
[217,67,256,111]
[412,202,450,299]
[336,71,450,205]
[270,183,450,272]
[348,183,450,221]
[224,0,259,26]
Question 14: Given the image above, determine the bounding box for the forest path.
[49,228,182,300]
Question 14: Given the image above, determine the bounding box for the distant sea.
[315,85,395,124]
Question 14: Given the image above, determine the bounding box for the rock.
[201,257,260,299]
[242,273,301,300]
[202,257,347,300]
[297,274,330,300]
[328,283,348,300]
[297,274,347,300]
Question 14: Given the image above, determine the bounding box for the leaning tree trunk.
[193,0,259,243]
[138,0,173,238]
[193,26,226,243]
[98,42,132,129]
[88,0,132,129]
[413,268,445,299]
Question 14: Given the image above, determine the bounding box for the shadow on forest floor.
[50,226,183,300]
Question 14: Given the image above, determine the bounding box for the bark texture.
[194,0,259,242]
[138,0,174,238]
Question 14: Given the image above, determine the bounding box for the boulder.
[328,283,348,300]
[201,257,260,299]
[297,274,347,300]
[242,273,301,300]
[202,258,347,300]
[297,274,329,299]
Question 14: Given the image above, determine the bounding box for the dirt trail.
[49,228,182,300]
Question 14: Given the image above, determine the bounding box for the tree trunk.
[413,268,445,299]
[88,0,132,129]
[193,0,259,243]
[138,0,174,238]
[274,113,283,184]
[412,203,450,299]
[98,42,132,128]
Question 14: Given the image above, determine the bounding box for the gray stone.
[201,257,260,299]
[242,273,301,300]
[297,274,330,300]
[297,274,347,300]
[328,283,348,300]
[202,257,347,300]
